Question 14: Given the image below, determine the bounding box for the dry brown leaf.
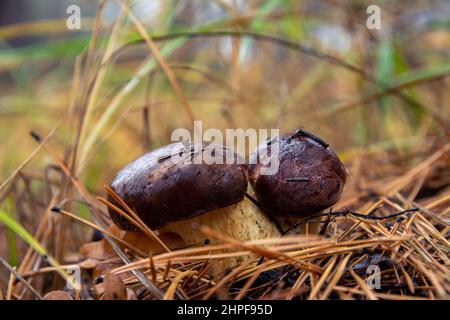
[103,273,127,300]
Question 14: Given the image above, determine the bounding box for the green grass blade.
[375,40,394,116]
[78,38,185,169]
[3,198,17,266]
[0,210,68,280]
[0,209,47,255]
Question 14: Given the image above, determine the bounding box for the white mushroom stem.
[158,197,281,272]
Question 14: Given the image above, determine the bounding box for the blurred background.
[0,0,449,271]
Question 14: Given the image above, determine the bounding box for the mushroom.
[107,141,280,269]
[248,129,347,234]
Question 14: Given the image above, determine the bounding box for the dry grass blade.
[384,143,450,195]
[0,124,59,193]
[77,0,113,149]
[348,267,377,300]
[52,207,146,256]
[320,253,352,299]
[117,0,195,122]
[234,262,267,300]
[408,255,446,298]
[26,134,166,298]
[6,269,14,300]
[164,271,197,300]
[0,283,4,300]
[198,225,322,274]
[203,260,253,300]
[309,256,337,300]
[108,236,165,300]
[114,30,450,131]
[0,256,42,300]
[29,131,108,223]
[103,185,170,252]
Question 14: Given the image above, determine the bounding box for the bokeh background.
[0,0,449,279]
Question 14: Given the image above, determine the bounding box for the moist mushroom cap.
[108,142,248,230]
[248,131,347,217]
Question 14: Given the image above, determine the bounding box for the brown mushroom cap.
[248,130,347,218]
[108,142,248,230]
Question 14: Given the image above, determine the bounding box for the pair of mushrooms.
[107,129,346,263]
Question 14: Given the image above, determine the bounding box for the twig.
[0,256,42,300]
[284,207,419,234]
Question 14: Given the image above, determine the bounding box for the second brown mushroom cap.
[248,129,347,219]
